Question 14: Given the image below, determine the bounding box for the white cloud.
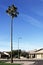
[20,13,43,28]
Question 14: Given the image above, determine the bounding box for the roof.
[28,48,43,54]
[29,50,36,54]
[4,52,10,56]
[35,48,43,54]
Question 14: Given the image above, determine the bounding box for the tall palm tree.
[6,4,19,63]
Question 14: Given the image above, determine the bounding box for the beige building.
[29,50,36,58]
[28,48,43,59]
[35,48,43,59]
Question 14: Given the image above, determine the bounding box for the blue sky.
[0,0,43,51]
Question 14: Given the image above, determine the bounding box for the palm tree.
[6,4,19,63]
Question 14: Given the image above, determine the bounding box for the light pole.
[6,4,19,63]
[18,37,22,59]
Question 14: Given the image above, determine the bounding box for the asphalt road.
[0,59,43,65]
[32,60,43,65]
[13,60,43,65]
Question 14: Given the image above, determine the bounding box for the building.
[35,48,43,59]
[0,52,10,59]
[28,48,43,59]
[29,50,36,58]
[0,52,1,58]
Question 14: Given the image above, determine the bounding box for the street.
[0,59,43,65]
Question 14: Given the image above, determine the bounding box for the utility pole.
[18,37,22,59]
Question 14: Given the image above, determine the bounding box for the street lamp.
[6,4,19,63]
[18,37,22,59]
